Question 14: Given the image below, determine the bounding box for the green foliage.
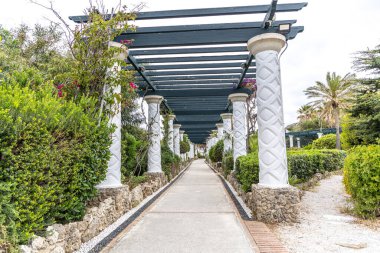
[0,84,112,242]
[342,92,380,148]
[180,140,190,154]
[161,144,181,179]
[121,128,148,180]
[222,151,234,177]
[0,183,19,252]
[287,149,346,182]
[248,134,258,152]
[311,134,337,149]
[235,152,259,192]
[209,140,224,163]
[343,145,380,218]
[235,149,346,192]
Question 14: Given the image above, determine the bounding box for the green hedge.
[162,144,181,179]
[222,151,233,177]
[0,183,19,252]
[180,140,190,154]
[0,84,112,242]
[287,149,346,181]
[209,140,224,163]
[311,134,337,149]
[343,145,380,218]
[236,149,346,192]
[235,152,259,192]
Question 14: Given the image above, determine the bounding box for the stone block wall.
[20,172,174,253]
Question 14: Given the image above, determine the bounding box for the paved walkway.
[104,159,255,253]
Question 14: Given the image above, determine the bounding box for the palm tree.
[304,72,356,149]
[297,105,314,121]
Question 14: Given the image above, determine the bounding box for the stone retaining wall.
[21,163,190,253]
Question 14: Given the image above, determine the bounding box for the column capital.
[221,113,233,120]
[167,114,176,120]
[216,123,224,128]
[109,41,129,60]
[247,33,286,56]
[173,124,181,129]
[228,93,248,102]
[180,130,185,134]
[144,95,163,104]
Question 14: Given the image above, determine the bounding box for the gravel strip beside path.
[271,175,380,253]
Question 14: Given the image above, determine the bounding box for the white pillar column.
[216,123,224,141]
[297,137,301,148]
[189,143,194,159]
[167,115,175,152]
[317,132,323,138]
[289,135,294,148]
[229,93,248,165]
[248,33,288,187]
[173,124,181,156]
[145,95,163,173]
[179,130,185,160]
[221,113,233,153]
[98,42,128,188]
[180,130,185,141]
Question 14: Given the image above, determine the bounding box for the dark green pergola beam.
[129,20,296,34]
[145,88,250,97]
[127,62,256,70]
[137,74,255,81]
[69,3,307,22]
[134,54,247,64]
[148,79,237,85]
[129,46,248,56]
[156,85,234,90]
[139,68,255,76]
[115,26,303,48]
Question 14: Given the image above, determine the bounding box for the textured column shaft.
[255,50,288,187]
[229,94,248,165]
[173,125,181,156]
[297,138,301,148]
[145,96,163,173]
[167,115,175,152]
[289,135,294,148]
[221,113,233,153]
[216,124,224,140]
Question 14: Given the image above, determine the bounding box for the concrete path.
[104,159,255,253]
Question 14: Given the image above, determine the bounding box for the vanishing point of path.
[103,159,255,253]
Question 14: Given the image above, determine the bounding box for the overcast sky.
[1,0,379,125]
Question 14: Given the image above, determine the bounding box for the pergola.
[70,1,307,144]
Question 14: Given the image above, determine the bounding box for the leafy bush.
[288,149,346,182]
[180,140,190,154]
[311,134,336,149]
[235,149,346,192]
[0,183,19,252]
[343,145,380,218]
[222,151,234,177]
[209,140,224,163]
[236,152,259,192]
[161,144,181,179]
[248,134,258,152]
[0,84,112,242]
[121,127,148,180]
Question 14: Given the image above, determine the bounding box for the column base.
[251,184,301,223]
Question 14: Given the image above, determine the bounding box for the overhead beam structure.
[70,1,306,143]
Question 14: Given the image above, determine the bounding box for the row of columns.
[101,32,292,190]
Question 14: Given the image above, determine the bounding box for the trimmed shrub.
[311,134,337,149]
[0,183,19,252]
[180,140,190,154]
[288,149,346,182]
[0,84,112,242]
[121,127,148,180]
[343,145,380,218]
[209,140,224,163]
[236,149,346,192]
[248,134,259,152]
[236,152,260,192]
[222,151,234,177]
[161,144,181,179]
